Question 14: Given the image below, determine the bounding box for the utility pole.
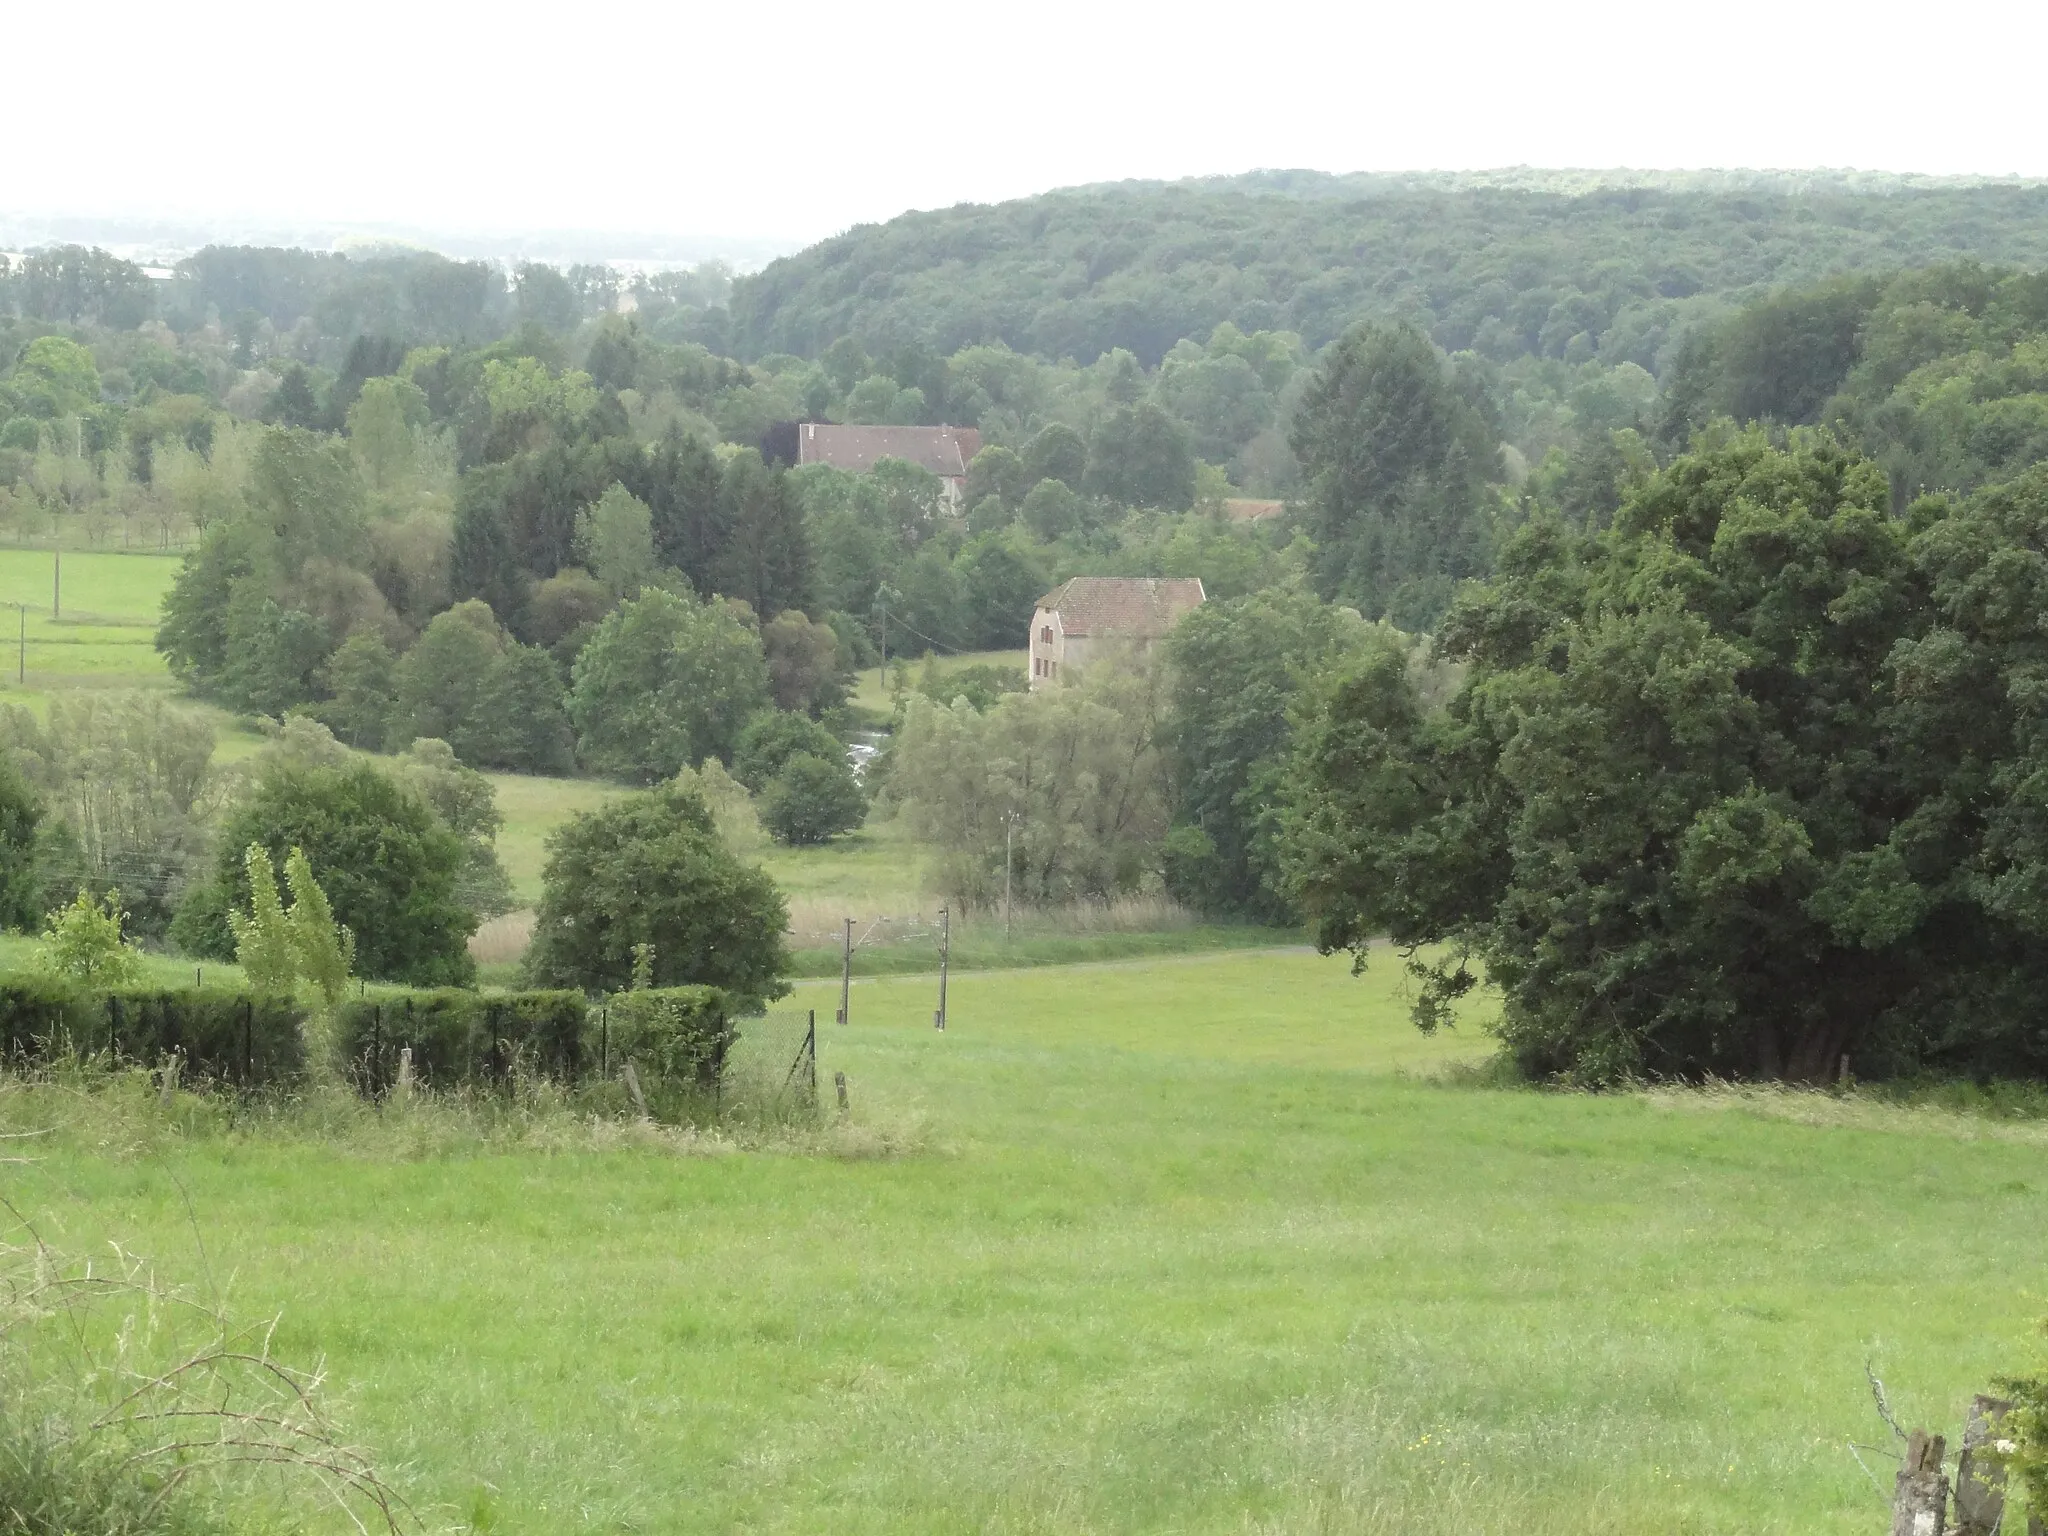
[1003,814,1017,943]
[934,905,949,1031]
[877,591,887,695]
[838,917,853,1025]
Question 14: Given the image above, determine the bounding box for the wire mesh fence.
[718,1008,817,1116]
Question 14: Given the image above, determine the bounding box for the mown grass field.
[8,947,2045,1534]
[0,547,183,705]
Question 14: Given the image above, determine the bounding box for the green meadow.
[10,538,2048,1533]
[0,546,182,705]
[8,948,2044,1533]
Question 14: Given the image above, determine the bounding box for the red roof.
[795,423,982,479]
[1034,577,1206,638]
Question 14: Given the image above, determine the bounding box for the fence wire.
[719,1008,817,1112]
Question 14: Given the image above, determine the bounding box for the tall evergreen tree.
[646,427,725,585]
[712,450,813,617]
[1290,320,1502,629]
[450,467,530,633]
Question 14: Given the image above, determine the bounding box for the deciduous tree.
[523,780,789,1001]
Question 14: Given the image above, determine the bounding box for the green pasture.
[7,947,2044,1534]
[483,771,626,903]
[0,547,181,704]
[850,646,1026,715]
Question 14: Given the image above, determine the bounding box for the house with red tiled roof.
[1027,576,1206,690]
[793,423,983,512]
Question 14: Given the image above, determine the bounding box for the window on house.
[1040,625,1053,644]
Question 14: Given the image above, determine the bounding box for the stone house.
[790,423,983,512]
[1027,576,1206,689]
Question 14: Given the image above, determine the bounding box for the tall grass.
[0,1054,917,1164]
[0,1174,405,1533]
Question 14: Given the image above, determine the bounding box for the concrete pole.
[934,905,949,1031]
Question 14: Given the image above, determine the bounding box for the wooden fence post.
[1953,1394,2014,1536]
[1891,1429,1948,1536]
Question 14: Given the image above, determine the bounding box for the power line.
[885,615,973,658]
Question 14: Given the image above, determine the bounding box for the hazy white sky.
[11,0,2046,246]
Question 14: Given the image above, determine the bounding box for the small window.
[1040,625,1053,644]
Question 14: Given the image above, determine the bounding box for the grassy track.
[8,947,2044,1534]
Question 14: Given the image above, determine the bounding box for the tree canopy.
[1281,434,2048,1084]
[176,759,476,985]
[522,780,790,1001]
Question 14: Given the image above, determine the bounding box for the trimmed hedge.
[0,980,305,1086]
[335,986,735,1096]
[336,990,589,1094]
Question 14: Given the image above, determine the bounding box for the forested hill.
[730,181,2048,368]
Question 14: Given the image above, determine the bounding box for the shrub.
[523,781,789,1000]
[0,978,305,1086]
[334,989,586,1092]
[598,985,734,1086]
[177,759,475,985]
[29,889,144,986]
[733,709,843,791]
[759,753,866,846]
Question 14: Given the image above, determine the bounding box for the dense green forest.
[732,176,2048,368]
[1,181,2047,784]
